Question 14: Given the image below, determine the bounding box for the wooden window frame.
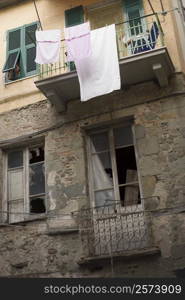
[86,122,143,209]
[2,144,46,224]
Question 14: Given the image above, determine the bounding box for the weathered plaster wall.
[0,73,185,277]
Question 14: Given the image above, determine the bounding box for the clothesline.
[26,10,164,46]
[34,23,121,101]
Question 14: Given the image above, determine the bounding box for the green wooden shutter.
[3,22,38,81]
[3,50,20,73]
[8,29,21,50]
[3,28,22,80]
[65,5,84,27]
[24,23,38,76]
[65,6,84,71]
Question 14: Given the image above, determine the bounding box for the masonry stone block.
[171,244,185,259]
[135,125,145,139]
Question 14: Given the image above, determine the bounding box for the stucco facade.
[0,0,185,278]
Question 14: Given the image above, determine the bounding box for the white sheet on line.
[35,30,61,64]
[75,24,121,102]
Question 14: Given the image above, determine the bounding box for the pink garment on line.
[64,22,92,62]
[35,30,61,64]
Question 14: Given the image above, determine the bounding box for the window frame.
[3,22,39,83]
[2,143,46,224]
[86,122,143,209]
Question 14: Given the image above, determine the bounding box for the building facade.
[0,0,185,277]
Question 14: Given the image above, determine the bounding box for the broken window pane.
[8,150,23,168]
[8,169,24,200]
[30,196,46,214]
[29,146,44,164]
[95,189,114,207]
[92,152,113,190]
[91,132,109,152]
[116,146,138,185]
[114,126,133,147]
[29,163,45,196]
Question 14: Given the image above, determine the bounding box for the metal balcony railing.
[38,13,164,80]
[77,201,154,258]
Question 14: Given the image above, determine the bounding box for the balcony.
[75,201,160,263]
[35,13,175,112]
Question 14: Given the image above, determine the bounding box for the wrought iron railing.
[38,13,164,80]
[77,201,154,258]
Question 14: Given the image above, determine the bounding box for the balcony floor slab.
[35,47,175,112]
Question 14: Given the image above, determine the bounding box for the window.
[124,0,145,36]
[3,22,38,82]
[4,145,46,223]
[123,0,147,54]
[65,6,84,71]
[87,124,141,207]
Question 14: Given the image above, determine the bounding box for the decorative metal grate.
[78,201,154,257]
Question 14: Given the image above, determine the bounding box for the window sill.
[78,247,161,266]
[4,73,39,85]
[46,228,79,236]
[0,215,47,227]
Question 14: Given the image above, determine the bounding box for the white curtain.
[91,144,113,207]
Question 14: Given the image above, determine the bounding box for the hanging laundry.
[75,24,121,102]
[148,21,159,49]
[64,22,91,62]
[133,22,159,54]
[35,30,61,64]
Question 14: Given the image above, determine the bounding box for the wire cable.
[33,0,43,30]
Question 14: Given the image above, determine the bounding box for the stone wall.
[0,73,185,277]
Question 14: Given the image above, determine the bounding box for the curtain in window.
[91,144,114,207]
